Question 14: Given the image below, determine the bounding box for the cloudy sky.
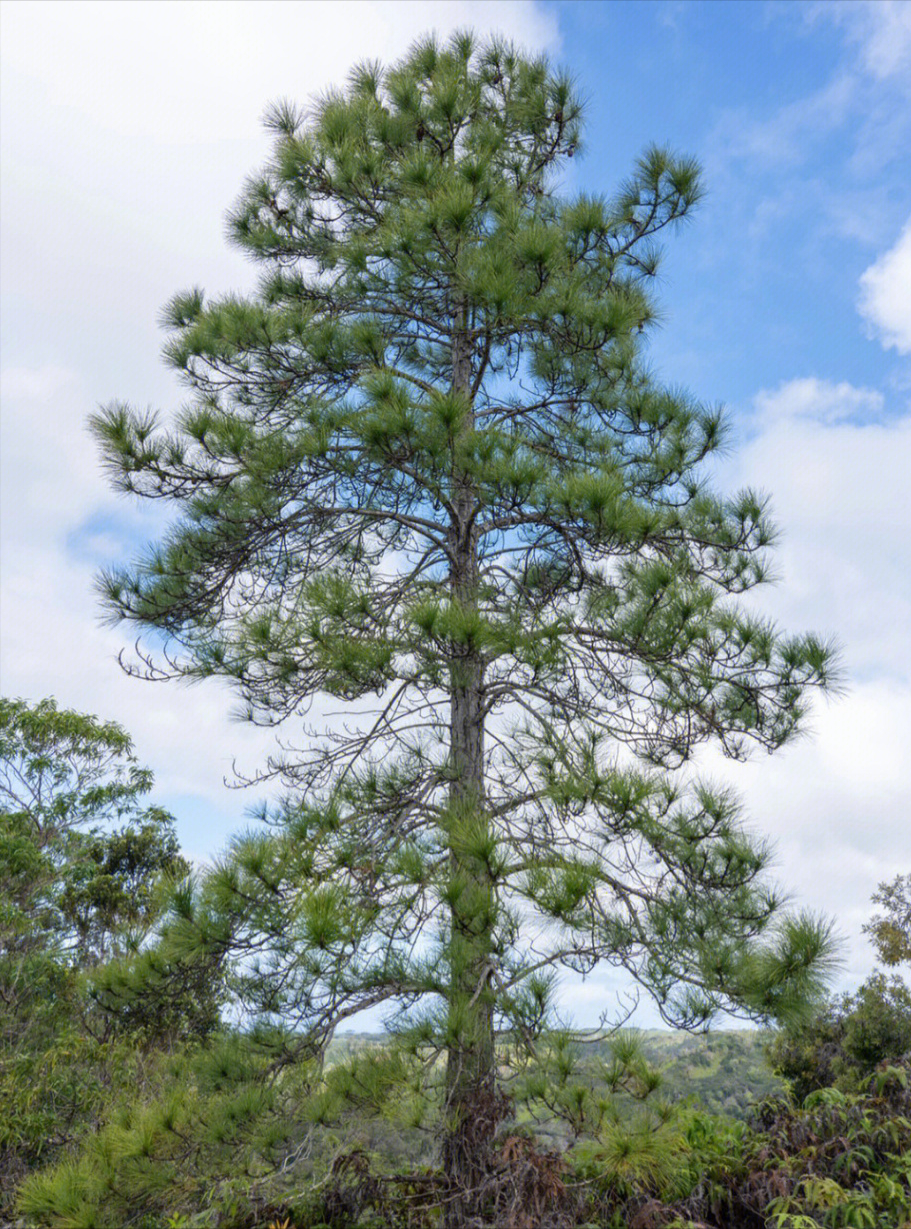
[2,0,909,1027]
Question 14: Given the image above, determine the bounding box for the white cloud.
[812,0,911,85]
[855,1,911,81]
[701,377,911,990]
[2,365,78,403]
[0,1,559,143]
[736,377,911,671]
[753,376,884,424]
[858,220,911,354]
[0,364,278,855]
[1,365,101,545]
[0,539,278,849]
[711,73,856,171]
[704,3,910,250]
[0,1,561,399]
[697,675,911,990]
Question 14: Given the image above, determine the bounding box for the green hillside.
[618,1028,784,1117]
[329,1027,784,1121]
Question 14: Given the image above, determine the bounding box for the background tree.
[91,32,837,1215]
[0,696,187,1003]
[863,872,911,967]
[767,972,911,1103]
[0,697,203,1210]
[770,875,911,1104]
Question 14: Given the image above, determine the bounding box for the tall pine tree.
[93,32,837,1213]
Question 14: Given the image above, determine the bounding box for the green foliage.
[14,1031,444,1229]
[864,873,911,967]
[571,1060,911,1229]
[748,1064,911,1229]
[769,877,911,1108]
[0,697,207,1215]
[768,972,911,1103]
[0,695,188,966]
[17,1020,909,1228]
[601,1028,784,1120]
[16,1034,312,1228]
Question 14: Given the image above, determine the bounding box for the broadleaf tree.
[92,32,838,1211]
[863,873,911,967]
[0,697,194,1209]
[0,696,188,972]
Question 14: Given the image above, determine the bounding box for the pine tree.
[92,32,838,1214]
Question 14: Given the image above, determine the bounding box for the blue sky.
[558,1,910,400]
[1,0,909,1027]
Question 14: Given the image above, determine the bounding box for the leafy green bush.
[589,1059,911,1229]
[768,972,911,1102]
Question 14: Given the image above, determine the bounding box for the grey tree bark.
[442,310,499,1218]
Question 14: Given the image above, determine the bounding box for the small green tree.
[770,878,911,1103]
[91,32,837,1214]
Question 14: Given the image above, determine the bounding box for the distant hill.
[619,1028,784,1118]
[329,1028,785,1121]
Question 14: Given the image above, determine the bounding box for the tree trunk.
[441,311,500,1222]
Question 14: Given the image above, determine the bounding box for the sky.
[1,0,909,1028]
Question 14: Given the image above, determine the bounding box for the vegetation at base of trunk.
[15,1047,911,1228]
[84,30,838,1215]
[9,843,910,1229]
